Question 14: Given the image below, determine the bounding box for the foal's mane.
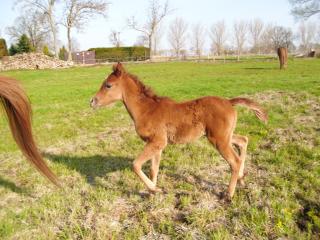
[126,73,169,102]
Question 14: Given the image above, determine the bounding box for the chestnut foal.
[91,63,267,199]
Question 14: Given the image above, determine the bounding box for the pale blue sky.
[0,0,301,50]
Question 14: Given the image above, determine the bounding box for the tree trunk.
[148,35,152,60]
[47,6,58,59]
[67,27,72,61]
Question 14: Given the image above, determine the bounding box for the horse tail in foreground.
[0,76,59,186]
[229,97,268,123]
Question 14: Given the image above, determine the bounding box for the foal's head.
[90,63,125,108]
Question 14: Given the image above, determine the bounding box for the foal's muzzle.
[90,97,98,108]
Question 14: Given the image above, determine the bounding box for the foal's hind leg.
[208,135,241,199]
[232,134,248,186]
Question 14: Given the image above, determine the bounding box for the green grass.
[0,59,319,239]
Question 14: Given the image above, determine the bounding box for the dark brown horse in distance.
[277,47,288,69]
[91,63,267,200]
[0,76,59,186]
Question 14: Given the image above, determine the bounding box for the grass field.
[0,59,319,239]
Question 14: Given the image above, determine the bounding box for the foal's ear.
[112,62,125,76]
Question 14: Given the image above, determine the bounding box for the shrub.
[0,38,9,58]
[43,45,53,57]
[88,47,150,61]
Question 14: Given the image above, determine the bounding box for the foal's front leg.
[133,141,165,192]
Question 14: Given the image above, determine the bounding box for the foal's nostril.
[90,97,96,107]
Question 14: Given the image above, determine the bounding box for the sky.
[0,0,305,51]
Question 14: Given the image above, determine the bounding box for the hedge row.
[88,47,150,61]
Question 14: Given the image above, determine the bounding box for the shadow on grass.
[244,67,276,70]
[295,193,320,234]
[44,153,132,185]
[0,176,27,194]
[167,172,226,199]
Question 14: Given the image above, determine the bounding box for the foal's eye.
[105,83,112,89]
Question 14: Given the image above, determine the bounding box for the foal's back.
[152,96,236,144]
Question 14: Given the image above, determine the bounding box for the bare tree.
[16,0,59,58]
[248,18,264,54]
[6,10,51,51]
[317,25,320,42]
[297,21,316,53]
[152,24,164,55]
[109,30,121,47]
[289,0,320,19]
[168,17,188,58]
[61,0,108,61]
[270,26,293,50]
[127,0,171,59]
[134,35,148,47]
[191,23,205,59]
[260,23,275,54]
[233,20,248,61]
[210,20,227,56]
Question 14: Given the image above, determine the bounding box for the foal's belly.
[167,122,205,144]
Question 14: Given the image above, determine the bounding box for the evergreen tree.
[59,46,68,60]
[9,44,18,56]
[17,34,32,53]
[0,38,9,57]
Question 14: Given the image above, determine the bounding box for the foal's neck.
[121,75,155,123]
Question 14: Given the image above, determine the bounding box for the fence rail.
[72,54,280,65]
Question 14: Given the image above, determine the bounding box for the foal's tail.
[0,76,60,186]
[229,97,268,123]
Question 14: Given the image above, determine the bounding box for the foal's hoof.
[238,179,245,187]
[149,187,163,194]
[219,192,232,203]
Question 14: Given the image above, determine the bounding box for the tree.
[128,0,171,59]
[210,20,227,56]
[297,21,316,53]
[168,17,188,58]
[289,0,320,19]
[17,34,33,53]
[233,20,248,61]
[61,0,108,61]
[248,18,264,54]
[6,10,50,52]
[15,0,59,58]
[0,38,9,57]
[9,44,18,56]
[270,26,293,50]
[109,30,121,47]
[191,23,205,59]
[59,46,68,60]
